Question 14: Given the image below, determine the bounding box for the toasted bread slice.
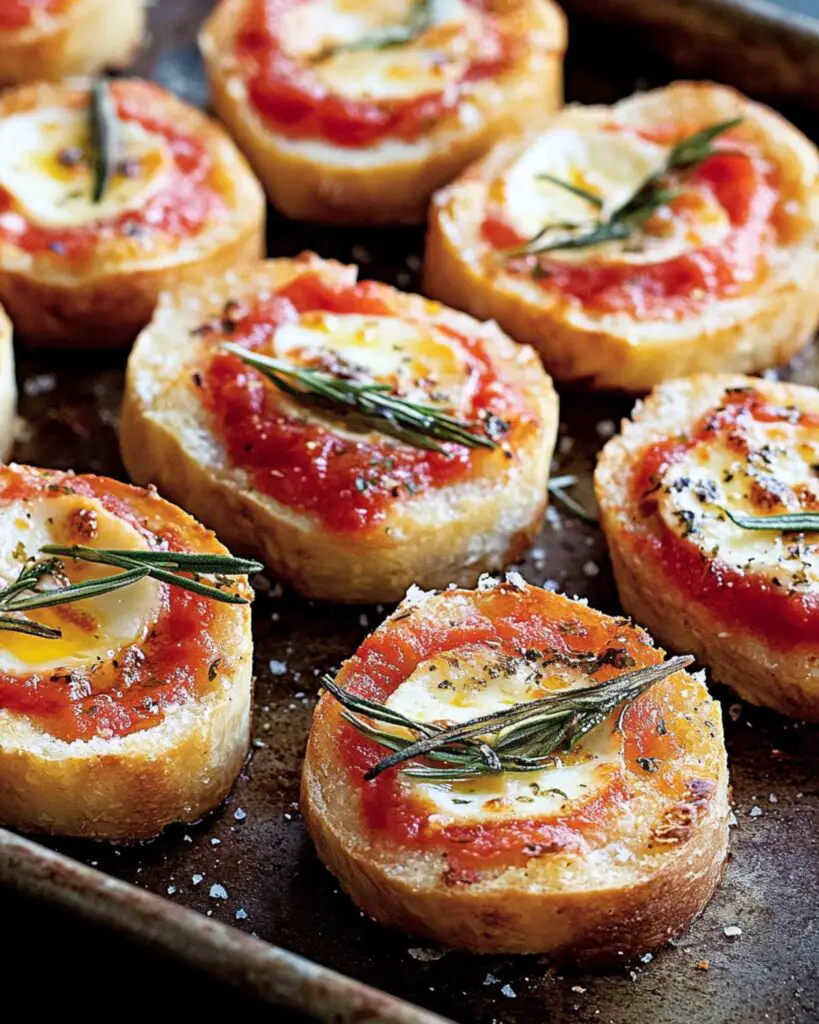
[121,253,558,603]
[425,81,819,391]
[199,0,565,225]
[596,373,819,720]
[302,579,729,959]
[0,0,145,86]
[0,307,16,460]
[0,79,264,348]
[0,463,254,841]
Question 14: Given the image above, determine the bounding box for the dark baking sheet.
[2,2,819,1022]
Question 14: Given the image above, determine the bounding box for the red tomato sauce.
[628,388,819,649]
[328,586,686,867]
[236,0,508,147]
[0,0,66,30]
[0,81,223,263]
[201,272,530,533]
[481,126,780,318]
[0,468,218,742]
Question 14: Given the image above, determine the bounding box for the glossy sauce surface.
[202,272,528,533]
[0,468,218,742]
[481,125,780,318]
[629,389,819,648]
[327,586,690,868]
[236,0,508,147]
[0,81,223,262]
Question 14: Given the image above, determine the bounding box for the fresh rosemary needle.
[722,508,819,533]
[222,344,498,454]
[322,654,693,782]
[317,0,433,59]
[505,118,744,258]
[549,474,598,525]
[90,79,117,204]
[0,546,262,640]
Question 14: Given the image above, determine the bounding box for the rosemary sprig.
[222,344,497,454]
[723,508,819,532]
[0,546,262,640]
[323,654,693,782]
[90,79,116,203]
[549,474,598,525]
[536,174,604,210]
[317,0,433,59]
[507,118,743,258]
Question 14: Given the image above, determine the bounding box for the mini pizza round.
[0,79,265,348]
[120,253,558,604]
[199,0,566,225]
[0,0,145,87]
[0,306,16,460]
[596,374,819,721]
[0,462,258,841]
[425,81,819,391]
[302,577,729,959]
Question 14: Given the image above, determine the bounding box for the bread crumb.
[694,959,710,971]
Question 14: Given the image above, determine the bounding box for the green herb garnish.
[0,546,261,640]
[506,118,743,258]
[549,474,598,524]
[323,654,693,782]
[222,344,497,454]
[723,508,819,532]
[317,0,433,59]
[90,79,116,203]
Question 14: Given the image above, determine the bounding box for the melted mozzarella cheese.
[658,409,819,588]
[0,493,162,674]
[273,311,471,407]
[281,0,483,102]
[385,644,622,825]
[0,107,172,229]
[496,127,731,266]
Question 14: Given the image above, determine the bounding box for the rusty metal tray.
[1,2,818,1022]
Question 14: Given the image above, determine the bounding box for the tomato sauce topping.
[0,468,219,742]
[481,124,781,318]
[236,0,508,148]
[0,0,66,31]
[201,272,530,533]
[0,81,224,263]
[628,388,819,649]
[324,586,690,868]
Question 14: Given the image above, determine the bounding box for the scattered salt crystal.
[359,614,369,627]
[483,973,500,986]
[235,908,249,921]
[582,560,600,578]
[209,883,228,900]
[210,838,221,846]
[748,806,763,818]
[500,984,516,999]
[269,660,287,676]
[192,873,204,885]
[234,807,247,821]
[768,794,778,804]
[571,986,586,994]
[408,948,445,962]
[558,436,574,455]
[596,419,616,438]
[640,952,653,963]
[729,811,738,827]
[542,578,559,591]
[23,374,57,397]
[724,925,742,938]
[351,245,372,264]
[405,254,421,271]
[167,886,177,895]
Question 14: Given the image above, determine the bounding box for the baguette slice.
[0,0,145,86]
[596,373,819,720]
[0,79,264,348]
[302,578,729,959]
[121,253,558,604]
[425,81,819,391]
[0,306,16,460]
[199,0,565,225]
[0,463,254,841]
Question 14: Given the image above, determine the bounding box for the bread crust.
[199,0,565,225]
[595,373,819,720]
[0,80,265,349]
[121,254,558,604]
[0,0,145,86]
[0,467,254,842]
[301,584,730,959]
[0,307,16,461]
[424,81,819,391]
